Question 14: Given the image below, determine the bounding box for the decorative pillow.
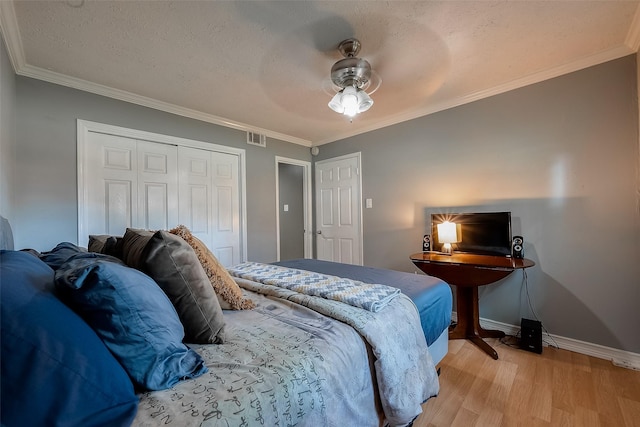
[88,234,111,252]
[89,234,124,259]
[122,228,226,344]
[170,225,255,310]
[40,241,87,270]
[121,228,154,268]
[0,250,138,426]
[20,248,41,258]
[55,255,207,391]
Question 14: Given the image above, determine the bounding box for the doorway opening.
[275,157,312,261]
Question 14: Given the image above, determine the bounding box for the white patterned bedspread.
[228,262,400,312]
[133,277,439,427]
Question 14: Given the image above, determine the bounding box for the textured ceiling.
[1,1,639,146]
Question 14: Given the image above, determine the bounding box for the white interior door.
[315,153,363,265]
[178,146,241,267]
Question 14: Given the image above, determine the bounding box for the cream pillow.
[169,225,255,310]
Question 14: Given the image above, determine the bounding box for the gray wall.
[12,76,311,262]
[316,55,640,354]
[0,33,15,222]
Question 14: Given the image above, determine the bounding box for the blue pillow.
[40,241,87,269]
[55,256,208,390]
[0,250,138,427]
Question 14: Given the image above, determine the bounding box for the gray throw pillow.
[88,235,111,253]
[122,228,226,344]
[122,229,154,269]
[88,235,123,259]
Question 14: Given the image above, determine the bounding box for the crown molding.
[0,2,311,148]
[18,64,312,147]
[0,0,25,72]
[18,42,630,149]
[317,45,636,145]
[626,2,640,51]
[2,0,636,148]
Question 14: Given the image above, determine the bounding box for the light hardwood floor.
[415,338,640,427]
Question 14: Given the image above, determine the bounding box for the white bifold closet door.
[178,146,241,267]
[84,133,178,234]
[82,131,242,267]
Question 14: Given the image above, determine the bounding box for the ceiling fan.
[327,38,381,118]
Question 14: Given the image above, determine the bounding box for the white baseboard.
[451,312,640,371]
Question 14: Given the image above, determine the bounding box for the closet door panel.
[179,147,241,267]
[178,146,212,239]
[85,133,138,237]
[211,151,241,267]
[137,141,178,231]
[104,180,132,234]
[187,185,209,234]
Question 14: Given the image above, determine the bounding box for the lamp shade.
[437,221,460,244]
[328,91,344,113]
[357,90,374,113]
[328,86,373,117]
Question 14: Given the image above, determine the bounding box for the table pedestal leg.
[449,285,505,359]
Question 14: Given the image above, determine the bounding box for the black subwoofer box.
[520,318,542,354]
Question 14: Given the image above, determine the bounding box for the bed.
[273,258,452,365]
[0,219,451,427]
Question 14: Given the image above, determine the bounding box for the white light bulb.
[341,87,359,117]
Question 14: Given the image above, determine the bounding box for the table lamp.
[437,221,461,254]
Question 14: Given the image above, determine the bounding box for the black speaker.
[423,234,431,252]
[512,235,524,259]
[520,318,542,354]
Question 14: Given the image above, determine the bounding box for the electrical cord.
[499,332,521,349]
[454,264,560,351]
[521,269,559,349]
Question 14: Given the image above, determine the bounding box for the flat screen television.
[431,211,512,257]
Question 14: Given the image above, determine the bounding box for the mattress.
[273,259,452,346]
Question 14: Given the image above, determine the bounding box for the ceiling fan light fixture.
[356,90,374,113]
[328,91,345,114]
[328,86,372,117]
[327,38,378,118]
[341,86,359,117]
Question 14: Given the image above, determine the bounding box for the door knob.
[316,230,322,234]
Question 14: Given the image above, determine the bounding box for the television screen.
[431,212,512,256]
